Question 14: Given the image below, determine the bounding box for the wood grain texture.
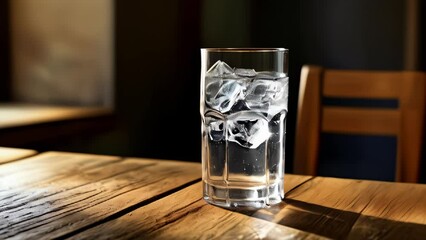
[72,181,327,240]
[0,152,201,239]
[284,174,313,193]
[0,103,112,129]
[287,177,426,223]
[323,70,402,98]
[294,65,322,175]
[257,176,426,239]
[322,107,400,135]
[0,147,37,164]
[2,151,425,240]
[347,215,426,240]
[0,103,116,147]
[398,72,425,182]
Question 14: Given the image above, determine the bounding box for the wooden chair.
[294,65,426,182]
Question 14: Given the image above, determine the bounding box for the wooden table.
[0,103,114,147]
[1,148,425,239]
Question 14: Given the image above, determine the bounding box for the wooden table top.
[0,103,113,129]
[0,103,114,147]
[0,147,425,239]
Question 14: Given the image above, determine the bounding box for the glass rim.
[201,48,288,53]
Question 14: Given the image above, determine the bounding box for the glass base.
[203,181,284,209]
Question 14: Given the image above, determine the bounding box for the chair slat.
[323,70,402,98]
[322,107,400,135]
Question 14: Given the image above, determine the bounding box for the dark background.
[1,0,425,181]
[0,0,11,101]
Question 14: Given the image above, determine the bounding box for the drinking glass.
[200,48,289,208]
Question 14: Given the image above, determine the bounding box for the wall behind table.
[0,0,11,101]
[10,0,114,107]
[113,1,202,161]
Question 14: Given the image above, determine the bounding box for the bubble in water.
[227,111,270,149]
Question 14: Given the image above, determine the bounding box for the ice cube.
[206,80,245,113]
[227,111,270,149]
[245,76,289,119]
[208,120,225,141]
[230,100,250,113]
[205,80,222,102]
[245,80,284,106]
[235,68,257,77]
[206,60,234,77]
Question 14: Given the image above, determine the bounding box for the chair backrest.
[294,65,426,182]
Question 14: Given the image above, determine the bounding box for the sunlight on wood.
[0,103,112,129]
[0,147,36,164]
[287,177,426,225]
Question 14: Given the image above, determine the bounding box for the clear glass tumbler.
[200,48,289,208]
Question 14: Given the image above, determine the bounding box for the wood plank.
[250,176,426,239]
[323,70,403,98]
[0,103,113,129]
[0,151,121,189]
[71,181,327,240]
[287,177,426,224]
[322,107,400,135]
[0,103,116,147]
[0,152,201,239]
[398,73,425,182]
[347,178,426,239]
[285,174,313,193]
[0,147,37,164]
[294,65,322,175]
[351,182,426,224]
[347,215,426,240]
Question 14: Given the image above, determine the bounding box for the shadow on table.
[236,199,426,239]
